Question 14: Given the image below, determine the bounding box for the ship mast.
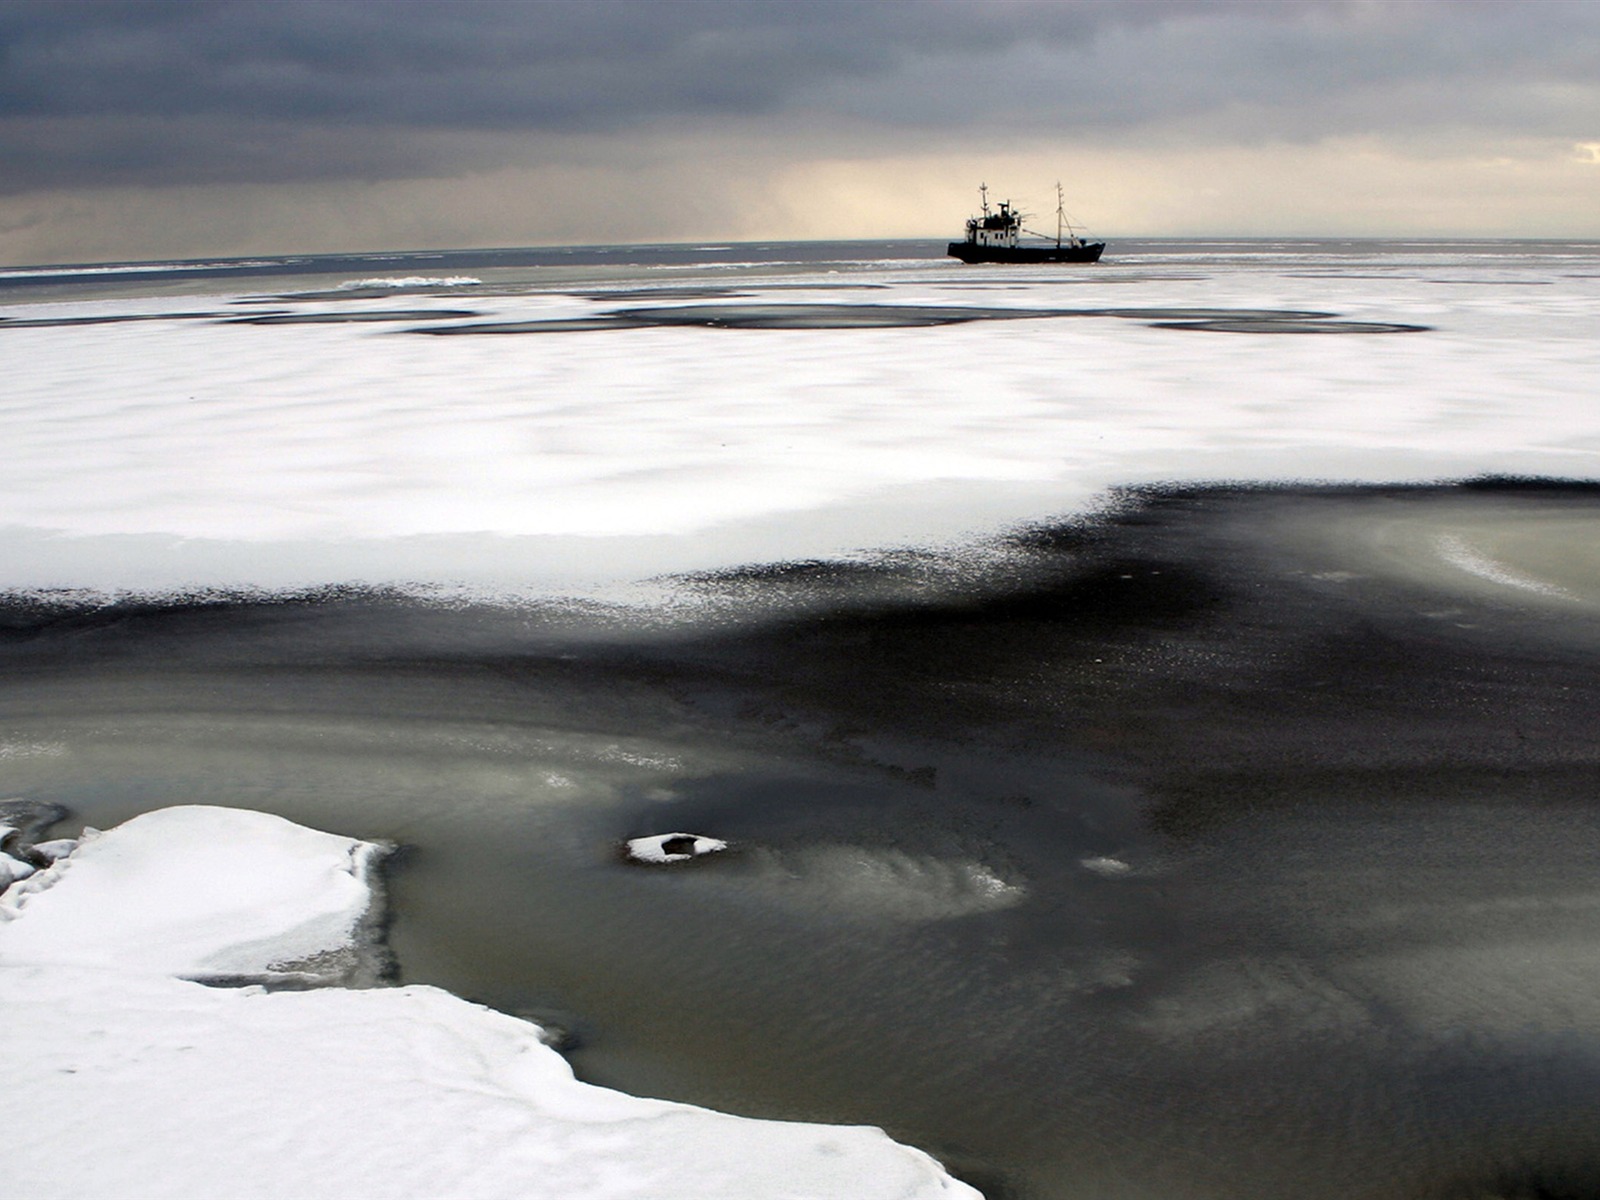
[980,182,991,218]
[1055,181,1065,249]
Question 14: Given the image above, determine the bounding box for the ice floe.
[624,832,730,864]
[0,806,388,984]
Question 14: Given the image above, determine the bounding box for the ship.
[947,183,1105,264]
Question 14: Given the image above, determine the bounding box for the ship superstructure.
[947,183,1105,264]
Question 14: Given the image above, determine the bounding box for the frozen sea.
[5,236,1600,1199]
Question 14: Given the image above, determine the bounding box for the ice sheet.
[2,250,1596,596]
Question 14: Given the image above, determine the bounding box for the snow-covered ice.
[0,805,977,1199]
[0,805,386,983]
[2,243,1596,598]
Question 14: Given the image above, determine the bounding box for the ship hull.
[946,241,1105,264]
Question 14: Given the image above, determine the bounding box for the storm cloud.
[0,0,1596,259]
[2,0,1596,190]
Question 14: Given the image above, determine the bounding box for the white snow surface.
[0,806,381,980]
[0,806,977,1200]
[3,250,1596,597]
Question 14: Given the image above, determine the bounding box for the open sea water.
[4,237,1600,1199]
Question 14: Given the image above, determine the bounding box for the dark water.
[7,235,1595,303]
[5,481,1600,1199]
[0,239,945,301]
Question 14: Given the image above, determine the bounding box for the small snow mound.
[623,832,729,864]
[0,805,391,984]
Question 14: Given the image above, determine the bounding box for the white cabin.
[964,196,1023,249]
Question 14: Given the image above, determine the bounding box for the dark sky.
[2,0,1597,261]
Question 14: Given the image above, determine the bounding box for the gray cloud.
[0,0,1595,193]
[816,2,1600,145]
[0,1,1186,127]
